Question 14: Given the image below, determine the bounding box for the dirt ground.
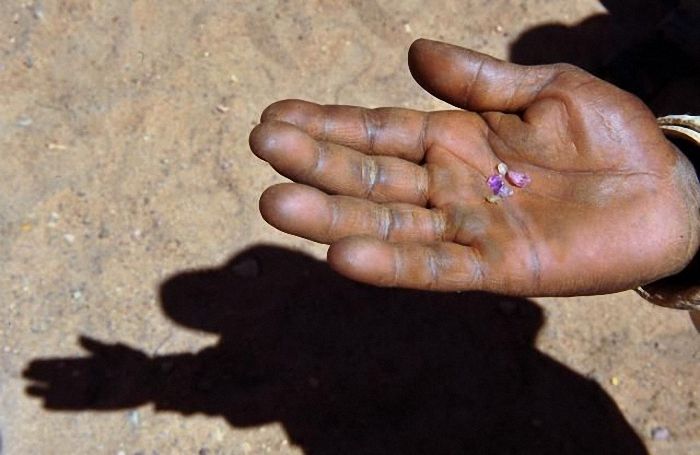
[1,1,698,454]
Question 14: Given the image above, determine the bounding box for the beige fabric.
[635,115,700,310]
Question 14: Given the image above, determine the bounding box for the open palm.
[250,39,700,296]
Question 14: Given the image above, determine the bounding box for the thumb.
[408,39,566,112]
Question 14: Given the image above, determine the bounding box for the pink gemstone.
[506,170,531,188]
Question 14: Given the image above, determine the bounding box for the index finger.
[261,99,433,162]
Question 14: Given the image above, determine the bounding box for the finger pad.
[250,121,315,170]
[328,238,395,286]
[259,184,329,236]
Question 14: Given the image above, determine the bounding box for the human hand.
[249,39,700,296]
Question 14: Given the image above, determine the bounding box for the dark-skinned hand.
[250,39,700,296]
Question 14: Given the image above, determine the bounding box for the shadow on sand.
[510,0,699,115]
[24,245,647,454]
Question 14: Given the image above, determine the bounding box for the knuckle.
[425,248,441,289]
[376,206,395,241]
[361,156,380,198]
[361,109,382,153]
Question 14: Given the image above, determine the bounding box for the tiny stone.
[64,233,76,243]
[128,410,140,426]
[31,4,45,20]
[651,426,670,441]
[610,376,621,386]
[16,116,33,127]
[507,170,531,188]
[497,162,508,175]
[485,195,502,204]
[487,174,504,195]
[497,185,514,198]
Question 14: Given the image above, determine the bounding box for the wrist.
[636,115,700,310]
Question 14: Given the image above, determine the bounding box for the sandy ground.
[1,1,698,454]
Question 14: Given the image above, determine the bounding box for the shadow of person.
[509,0,700,115]
[24,245,647,454]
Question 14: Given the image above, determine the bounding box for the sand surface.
[1,1,698,454]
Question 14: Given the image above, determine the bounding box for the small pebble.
[16,116,33,127]
[497,162,508,175]
[31,4,45,20]
[610,376,621,386]
[127,410,140,426]
[64,233,75,244]
[651,426,670,441]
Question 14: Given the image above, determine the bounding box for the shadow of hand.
[24,336,152,409]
